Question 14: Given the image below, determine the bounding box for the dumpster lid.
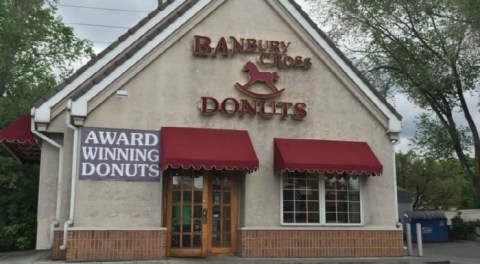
[405,211,447,220]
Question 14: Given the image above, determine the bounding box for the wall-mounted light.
[115,90,128,97]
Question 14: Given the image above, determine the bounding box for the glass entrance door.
[168,171,206,257]
[166,170,236,257]
[209,171,236,255]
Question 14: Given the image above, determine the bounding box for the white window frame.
[280,172,364,226]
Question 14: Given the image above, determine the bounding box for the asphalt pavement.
[0,250,50,264]
[0,241,479,264]
[415,241,480,264]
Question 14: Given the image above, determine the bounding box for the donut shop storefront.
[0,0,404,261]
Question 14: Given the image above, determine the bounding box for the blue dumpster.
[404,211,448,243]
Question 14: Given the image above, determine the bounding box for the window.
[281,172,362,225]
[282,172,319,224]
[324,175,361,224]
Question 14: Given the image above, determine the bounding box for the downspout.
[60,100,79,250]
[392,138,400,226]
[30,108,64,248]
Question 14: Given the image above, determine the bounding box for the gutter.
[60,100,79,250]
[30,108,64,248]
[392,138,400,227]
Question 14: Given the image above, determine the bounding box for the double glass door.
[166,170,236,257]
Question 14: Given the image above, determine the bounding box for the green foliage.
[0,153,39,251]
[414,114,473,160]
[0,0,93,126]
[450,213,479,240]
[396,151,475,210]
[307,0,480,203]
[0,0,93,251]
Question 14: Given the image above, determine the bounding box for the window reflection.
[282,172,361,224]
[325,176,361,224]
[281,172,319,224]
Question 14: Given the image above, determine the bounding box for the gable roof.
[33,0,402,133]
[33,0,200,122]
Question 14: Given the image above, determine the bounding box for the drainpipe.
[60,100,79,250]
[391,137,400,226]
[30,108,64,248]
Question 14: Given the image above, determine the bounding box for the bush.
[450,213,479,241]
[0,154,39,252]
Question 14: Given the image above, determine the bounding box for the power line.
[66,22,130,29]
[91,41,113,44]
[58,4,150,13]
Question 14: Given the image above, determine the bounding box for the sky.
[55,0,479,154]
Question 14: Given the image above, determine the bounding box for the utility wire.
[58,4,150,13]
[66,22,130,29]
[91,41,113,44]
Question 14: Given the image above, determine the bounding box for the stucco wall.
[36,133,72,249]
[37,0,399,241]
[74,0,397,229]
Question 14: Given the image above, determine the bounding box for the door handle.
[202,208,207,224]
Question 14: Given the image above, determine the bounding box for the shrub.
[0,155,39,252]
[450,213,479,241]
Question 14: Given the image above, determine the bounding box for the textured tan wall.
[36,131,73,249]
[38,0,399,244]
[36,137,60,250]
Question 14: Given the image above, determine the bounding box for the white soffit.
[279,0,402,133]
[34,0,190,123]
[71,0,213,117]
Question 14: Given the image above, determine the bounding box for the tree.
[396,151,474,210]
[0,0,93,250]
[0,155,39,251]
[0,0,93,125]
[306,0,480,204]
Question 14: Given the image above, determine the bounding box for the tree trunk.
[452,63,480,205]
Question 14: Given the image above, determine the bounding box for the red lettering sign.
[199,97,307,120]
[235,61,284,99]
[192,35,310,70]
[195,35,310,120]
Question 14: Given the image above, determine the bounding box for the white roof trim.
[34,0,189,123]
[71,0,213,117]
[279,0,402,133]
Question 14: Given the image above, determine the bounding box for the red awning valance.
[0,113,40,164]
[274,138,382,175]
[161,127,259,171]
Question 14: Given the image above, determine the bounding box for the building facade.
[0,0,403,261]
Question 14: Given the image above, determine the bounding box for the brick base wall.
[238,229,403,257]
[52,231,66,260]
[52,229,401,260]
[52,229,166,261]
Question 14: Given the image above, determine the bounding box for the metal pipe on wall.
[391,138,400,225]
[30,108,64,248]
[60,100,80,250]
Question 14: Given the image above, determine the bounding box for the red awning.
[274,138,382,175]
[161,127,259,171]
[0,113,40,164]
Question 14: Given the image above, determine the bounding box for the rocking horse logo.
[235,61,285,99]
